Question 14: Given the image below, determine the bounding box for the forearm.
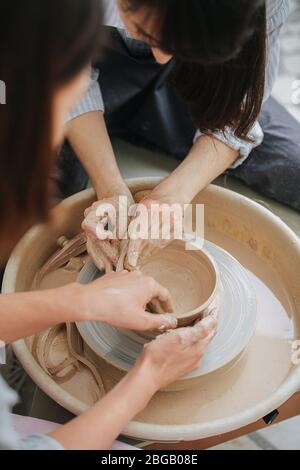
[153,135,239,204]
[49,312,217,450]
[50,359,155,450]
[0,284,81,344]
[66,111,130,199]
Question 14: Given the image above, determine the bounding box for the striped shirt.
[70,0,291,167]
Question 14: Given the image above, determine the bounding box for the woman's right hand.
[75,270,177,332]
[136,316,217,392]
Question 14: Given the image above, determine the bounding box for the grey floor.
[272,0,300,122]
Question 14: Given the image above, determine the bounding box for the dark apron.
[98,27,196,159]
[58,27,300,211]
[57,26,196,198]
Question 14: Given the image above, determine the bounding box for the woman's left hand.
[82,194,135,270]
[126,194,184,268]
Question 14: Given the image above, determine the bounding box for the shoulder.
[266,0,291,33]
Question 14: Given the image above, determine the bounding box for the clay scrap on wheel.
[31,230,220,396]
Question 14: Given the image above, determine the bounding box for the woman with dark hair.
[0,0,216,450]
[65,0,299,265]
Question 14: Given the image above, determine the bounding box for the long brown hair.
[122,0,267,140]
[0,0,102,257]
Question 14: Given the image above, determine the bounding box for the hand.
[135,315,218,391]
[83,194,134,242]
[76,270,177,331]
[82,194,135,270]
[126,195,184,268]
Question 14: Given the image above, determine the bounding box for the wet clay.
[33,236,101,393]
[76,238,256,383]
[36,234,218,324]
[29,232,294,423]
[7,182,300,441]
[134,234,294,425]
[34,234,87,288]
[73,229,218,327]
[33,233,218,392]
[138,240,217,323]
[85,188,218,322]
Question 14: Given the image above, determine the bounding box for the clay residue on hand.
[86,230,217,326]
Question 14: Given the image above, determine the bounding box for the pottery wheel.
[76,241,257,381]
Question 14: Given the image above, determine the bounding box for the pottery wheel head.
[76,240,257,381]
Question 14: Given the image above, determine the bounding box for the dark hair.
[0,0,102,254]
[122,0,267,140]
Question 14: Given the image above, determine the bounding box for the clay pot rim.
[150,238,219,322]
[76,238,229,379]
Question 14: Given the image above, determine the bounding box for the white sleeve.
[68,68,104,121]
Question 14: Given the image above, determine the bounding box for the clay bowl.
[138,239,219,327]
[76,238,257,383]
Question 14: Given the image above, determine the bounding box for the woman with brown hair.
[66,0,299,267]
[0,0,216,450]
